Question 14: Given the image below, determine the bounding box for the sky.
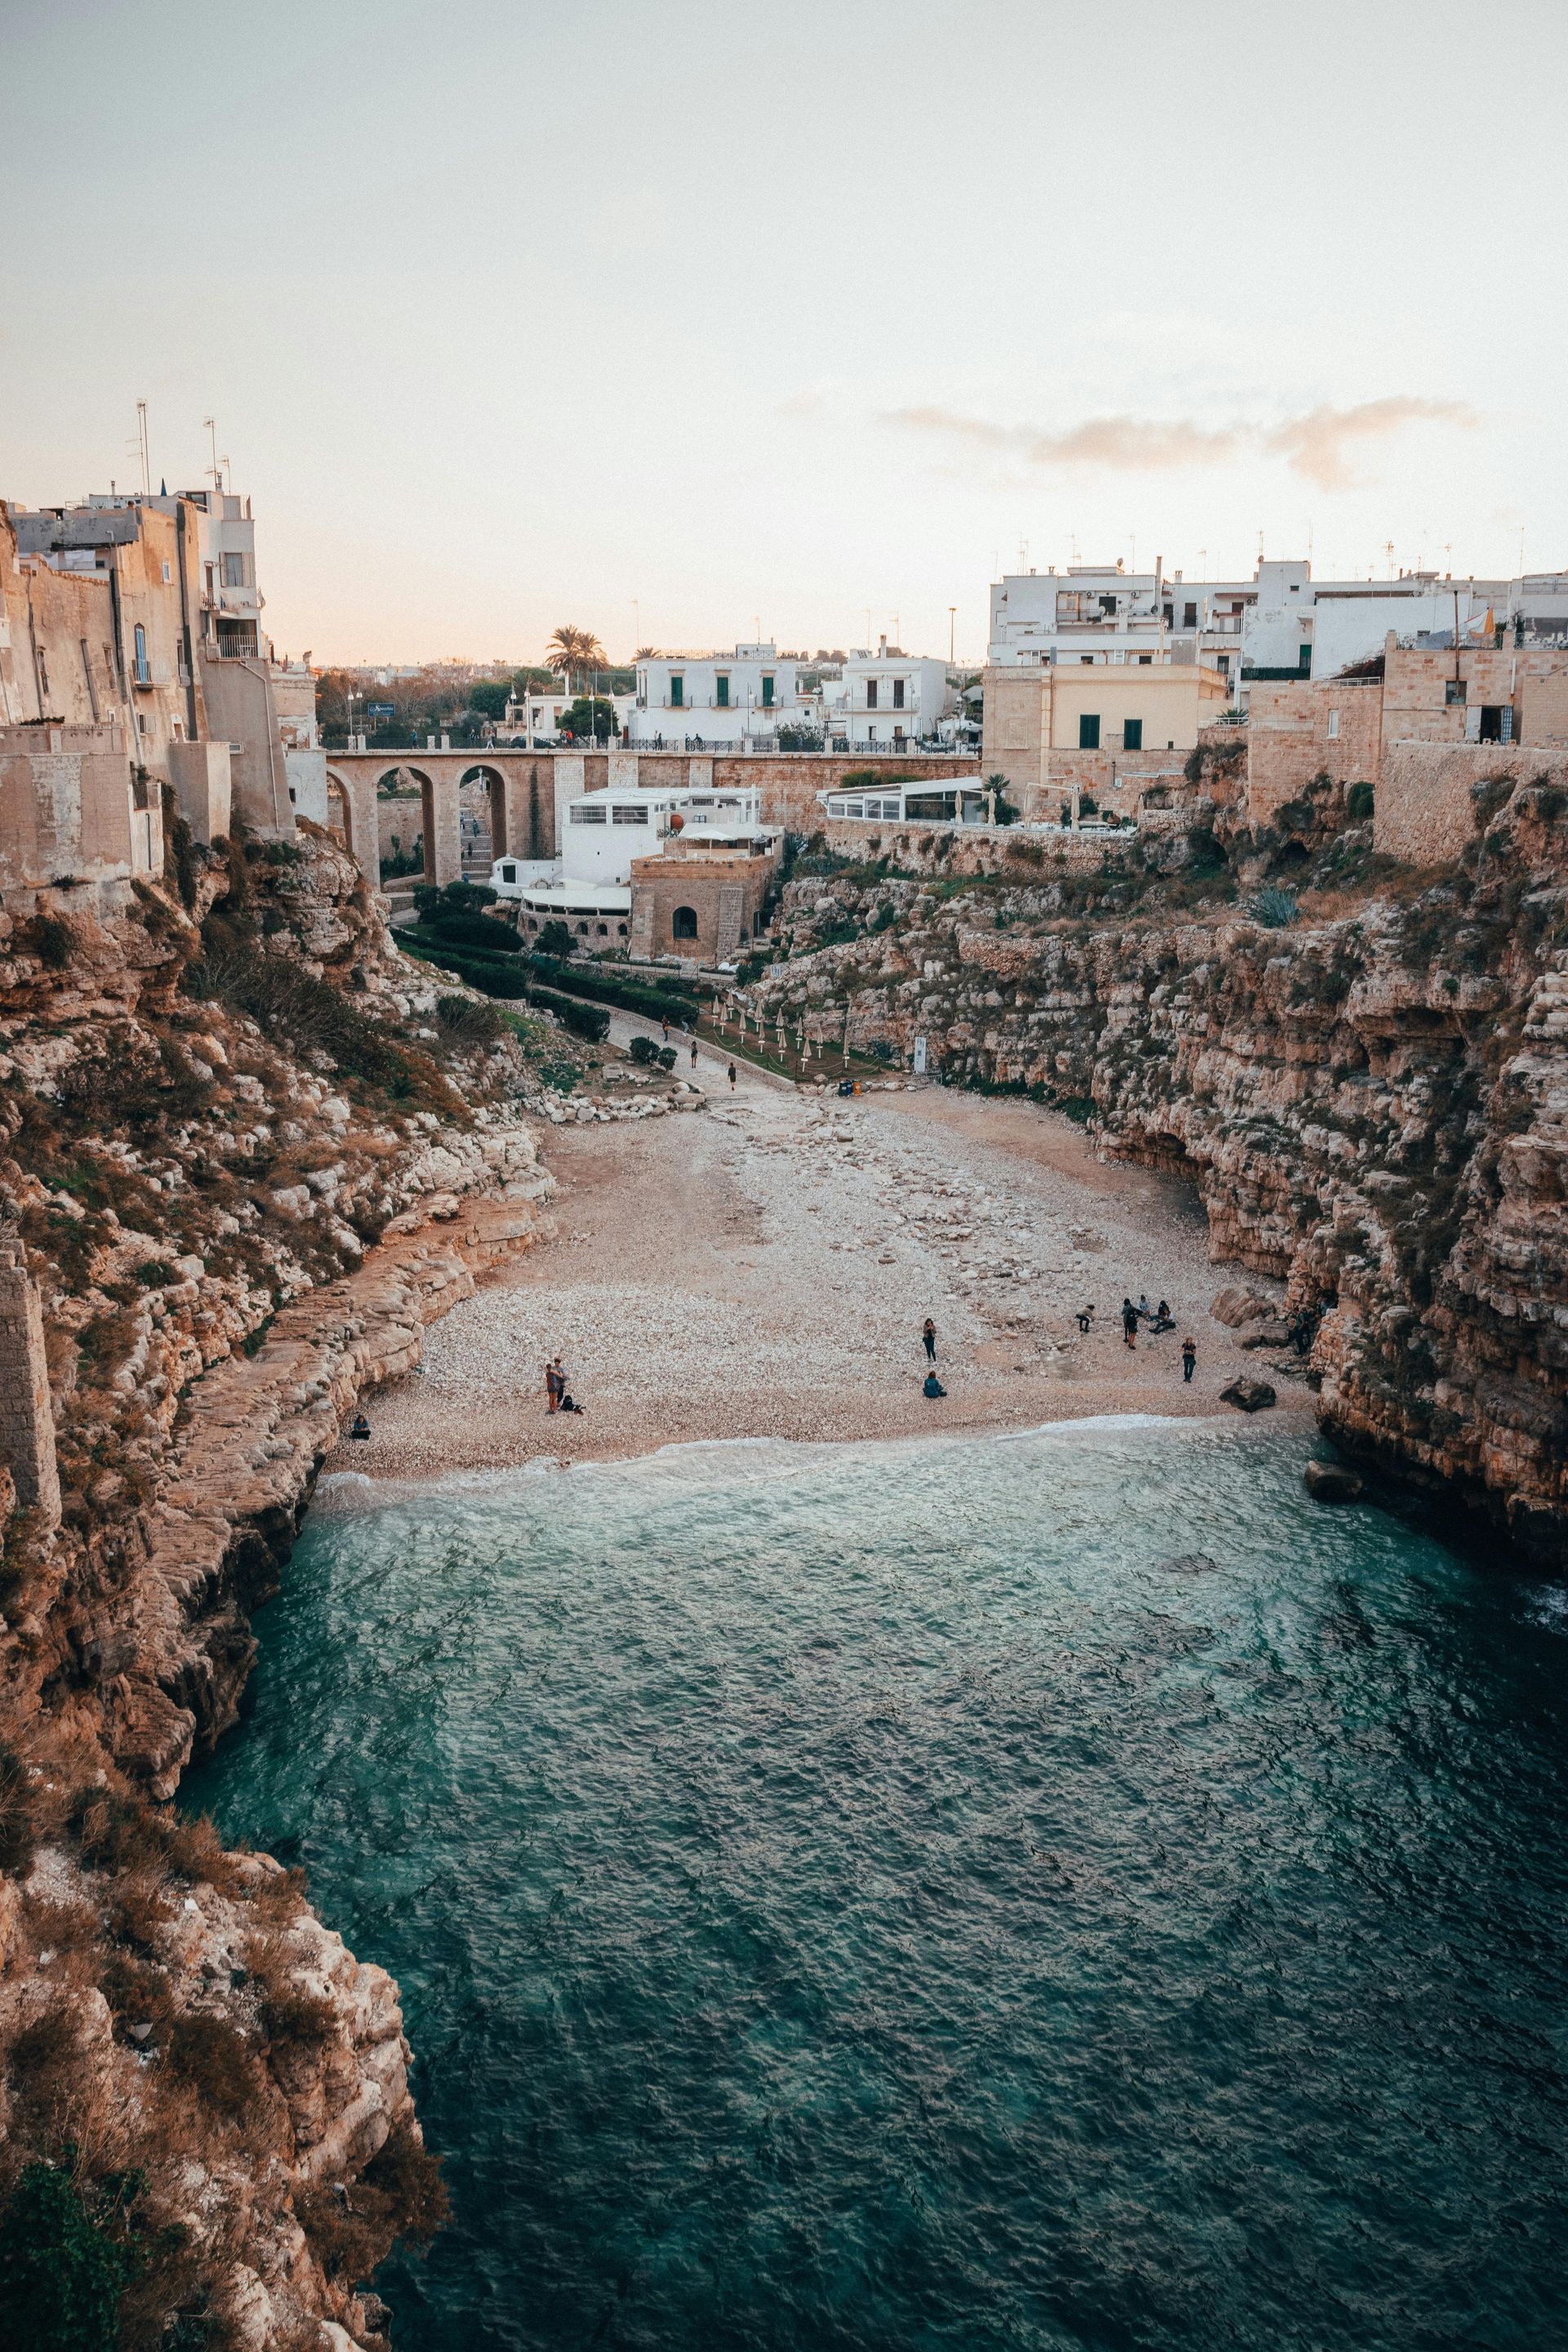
[2,0,1565,666]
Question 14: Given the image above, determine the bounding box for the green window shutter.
[1079,713,1100,750]
[1123,718,1143,751]
[670,675,684,707]
[716,675,729,707]
[762,675,774,707]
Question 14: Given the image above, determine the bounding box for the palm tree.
[546,625,607,692]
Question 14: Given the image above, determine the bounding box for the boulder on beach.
[1240,1320,1293,1349]
[1304,1459,1364,1503]
[1219,1375,1276,1413]
[1211,1285,1276,1328]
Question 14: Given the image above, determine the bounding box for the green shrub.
[0,2157,148,2352]
[628,1034,658,1065]
[537,920,575,957]
[434,993,506,1044]
[1250,886,1298,929]
[657,1045,677,1071]
[420,911,522,955]
[29,913,77,970]
[1346,780,1374,822]
[529,987,610,1042]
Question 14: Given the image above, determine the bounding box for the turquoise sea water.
[185,1422,1568,2351]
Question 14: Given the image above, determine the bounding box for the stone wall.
[1246,679,1383,822]
[629,847,775,962]
[1372,742,1560,863]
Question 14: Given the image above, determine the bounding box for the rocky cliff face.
[751,786,1568,1561]
[0,828,561,2346]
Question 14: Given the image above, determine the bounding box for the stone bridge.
[322,749,578,890]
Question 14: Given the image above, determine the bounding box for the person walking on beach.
[690,1037,699,1069]
[728,1061,737,1090]
[922,1318,937,1362]
[1181,1336,1197,1383]
[1121,1298,1138,1349]
[662,1016,670,1043]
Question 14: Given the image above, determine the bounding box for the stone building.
[982,657,1230,815]
[627,840,777,964]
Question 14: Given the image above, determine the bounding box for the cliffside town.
[746,763,1568,1562]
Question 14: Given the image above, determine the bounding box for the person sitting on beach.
[1150,1298,1175,1334]
[1136,1293,1152,1321]
[1121,1298,1138,1348]
[1076,1303,1095,1334]
[349,1413,371,1441]
[558,1392,586,1414]
[922,1318,938,1361]
[923,1370,947,1399]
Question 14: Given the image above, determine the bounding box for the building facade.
[630,644,803,745]
[825,639,952,747]
[982,657,1231,813]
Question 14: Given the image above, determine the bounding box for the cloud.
[886,396,1479,488]
[1263,397,1479,489]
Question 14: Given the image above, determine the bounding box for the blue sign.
[367,702,395,720]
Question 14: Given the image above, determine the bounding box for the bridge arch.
[457,762,509,867]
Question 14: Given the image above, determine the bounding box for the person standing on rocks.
[1122,1298,1138,1349]
[728,1062,737,1091]
[922,1318,937,1362]
[1182,1336,1197,1383]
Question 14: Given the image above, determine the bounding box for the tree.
[556,696,618,743]
[635,644,660,658]
[546,626,607,690]
[0,2158,149,2352]
[537,919,575,957]
[467,680,513,721]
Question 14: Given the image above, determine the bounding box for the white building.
[490,783,773,945]
[987,555,1566,697]
[823,638,952,748]
[630,644,803,745]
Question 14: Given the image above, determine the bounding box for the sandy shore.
[344,1040,1313,1479]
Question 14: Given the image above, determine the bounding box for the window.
[670,674,684,707]
[715,674,729,707]
[893,678,905,708]
[1326,711,1340,740]
[162,561,172,583]
[1445,679,1467,706]
[1183,601,1197,629]
[78,639,98,720]
[223,552,246,588]
[35,644,50,702]
[133,623,150,685]
[1137,654,1152,666]
[672,906,699,939]
[1478,705,1512,742]
[1297,644,1312,675]
[612,804,649,824]
[501,864,517,882]
[1079,713,1101,750]
[570,804,608,823]
[866,679,878,709]
[762,673,774,707]
[1123,719,1143,751]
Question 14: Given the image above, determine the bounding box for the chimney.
[878,635,888,657]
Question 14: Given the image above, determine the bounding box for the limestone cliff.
[0,827,562,2347]
[750,785,1568,1561]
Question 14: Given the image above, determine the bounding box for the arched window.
[672,906,698,941]
[133,623,149,685]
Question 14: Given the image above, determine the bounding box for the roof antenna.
[136,399,150,497]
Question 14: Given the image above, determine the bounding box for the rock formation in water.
[0,825,564,2347]
[747,777,1567,1561]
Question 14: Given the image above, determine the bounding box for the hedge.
[416,912,523,955]
[396,933,609,1037]
[526,954,696,1026]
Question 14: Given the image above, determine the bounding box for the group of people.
[1075,1299,1199,1381]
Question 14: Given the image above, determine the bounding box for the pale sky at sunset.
[3,0,1564,666]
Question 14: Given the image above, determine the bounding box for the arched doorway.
[459,764,507,869]
[672,905,698,941]
[325,773,353,853]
